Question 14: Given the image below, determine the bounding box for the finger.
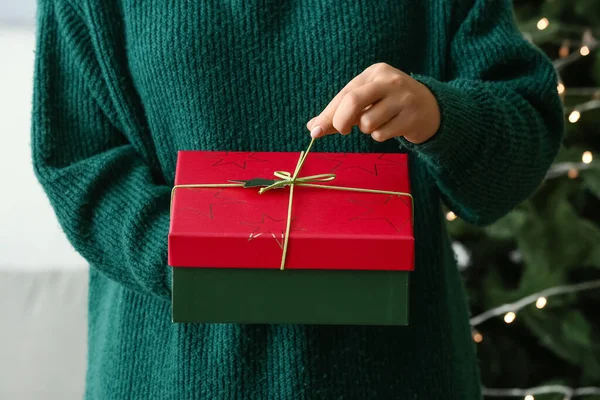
[306,117,316,131]
[309,104,371,137]
[357,97,402,134]
[370,112,413,143]
[309,73,370,138]
[331,81,388,135]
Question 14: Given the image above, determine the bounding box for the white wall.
[0,24,88,400]
[0,25,87,269]
[0,0,36,26]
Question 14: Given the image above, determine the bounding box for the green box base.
[172,268,410,326]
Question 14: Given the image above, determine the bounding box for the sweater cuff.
[140,209,173,300]
[396,73,480,172]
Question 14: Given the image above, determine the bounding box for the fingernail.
[310,125,323,138]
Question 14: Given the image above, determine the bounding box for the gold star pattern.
[178,188,246,220]
[317,153,406,176]
[211,152,268,169]
[240,213,288,248]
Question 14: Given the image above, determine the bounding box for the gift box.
[168,143,414,325]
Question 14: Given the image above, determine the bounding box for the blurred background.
[454,1,600,399]
[0,1,88,399]
[1,1,599,399]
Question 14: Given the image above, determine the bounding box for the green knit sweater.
[32,0,563,398]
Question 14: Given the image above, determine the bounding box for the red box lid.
[168,151,414,271]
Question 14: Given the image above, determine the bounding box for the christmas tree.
[450,1,600,398]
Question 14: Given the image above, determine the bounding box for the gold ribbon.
[170,138,413,270]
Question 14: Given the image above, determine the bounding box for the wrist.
[399,80,441,144]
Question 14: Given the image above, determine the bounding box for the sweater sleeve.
[397,0,564,225]
[31,0,172,300]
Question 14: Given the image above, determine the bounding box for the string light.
[504,312,516,324]
[482,385,600,398]
[446,211,457,221]
[553,41,598,71]
[537,18,549,30]
[535,297,547,309]
[470,280,600,327]
[546,162,592,180]
[582,29,596,47]
[567,168,579,179]
[556,87,600,97]
[568,110,581,123]
[472,331,483,343]
[559,46,569,58]
[565,100,600,120]
[484,24,599,400]
[582,151,593,164]
[559,40,570,58]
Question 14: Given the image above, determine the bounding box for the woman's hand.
[307,62,441,144]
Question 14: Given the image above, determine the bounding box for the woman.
[32,0,563,398]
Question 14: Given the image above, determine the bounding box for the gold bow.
[258,138,334,194]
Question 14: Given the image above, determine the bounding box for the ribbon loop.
[260,171,337,194]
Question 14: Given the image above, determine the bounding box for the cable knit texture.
[31,0,563,398]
